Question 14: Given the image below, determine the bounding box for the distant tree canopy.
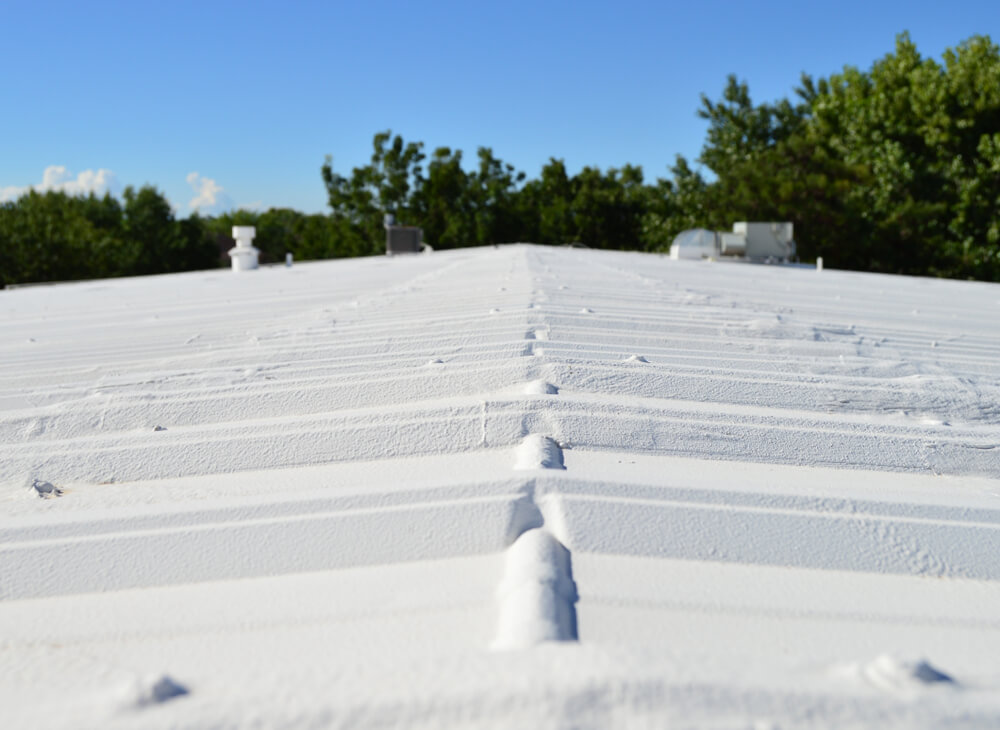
[2,32,998,287]
[321,133,650,254]
[662,32,1000,280]
[0,189,348,288]
[0,187,218,288]
[321,32,1000,280]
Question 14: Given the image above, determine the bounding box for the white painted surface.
[228,225,259,271]
[492,528,577,650]
[1,244,999,728]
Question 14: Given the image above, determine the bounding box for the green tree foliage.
[3,33,998,287]
[519,158,575,244]
[640,157,710,251]
[206,208,351,263]
[570,165,647,249]
[321,131,427,256]
[323,49,999,280]
[661,32,1000,279]
[124,186,181,275]
[0,186,218,286]
[0,191,109,285]
[469,147,527,246]
[118,186,218,276]
[324,133,656,251]
[413,146,473,249]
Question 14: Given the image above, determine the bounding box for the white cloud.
[0,185,23,202]
[0,165,120,202]
[1,167,256,216]
[186,172,235,214]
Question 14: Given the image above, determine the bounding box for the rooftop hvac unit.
[733,222,794,259]
[670,222,795,262]
[719,231,746,256]
[385,221,423,255]
[668,228,718,260]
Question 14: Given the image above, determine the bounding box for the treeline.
[0,189,348,288]
[323,33,1000,280]
[322,138,651,254]
[675,32,1000,280]
[2,32,998,287]
[0,187,219,288]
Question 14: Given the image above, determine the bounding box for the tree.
[0,190,134,285]
[322,130,426,256]
[648,33,1000,278]
[413,146,472,249]
[0,191,95,284]
[640,156,712,251]
[468,147,526,246]
[519,159,574,244]
[122,185,184,275]
[176,212,222,272]
[570,165,647,249]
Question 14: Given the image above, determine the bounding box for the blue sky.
[2,0,997,215]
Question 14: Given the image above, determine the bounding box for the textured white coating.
[1,244,999,729]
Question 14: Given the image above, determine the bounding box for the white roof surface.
[2,244,999,728]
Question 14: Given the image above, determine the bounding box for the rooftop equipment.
[384,214,423,255]
[670,222,795,262]
[228,226,260,271]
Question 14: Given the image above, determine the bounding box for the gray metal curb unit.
[384,213,423,255]
[671,222,796,262]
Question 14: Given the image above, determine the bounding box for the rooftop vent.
[670,222,795,262]
[384,214,423,255]
[228,226,260,271]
